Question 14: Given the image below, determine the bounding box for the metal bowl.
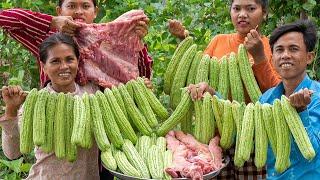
[103,156,230,180]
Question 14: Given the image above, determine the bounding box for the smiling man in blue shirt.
[259,19,320,179]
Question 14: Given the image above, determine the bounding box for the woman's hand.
[168,19,189,39]
[51,16,80,36]
[187,82,215,101]
[135,17,149,39]
[244,28,266,64]
[1,86,27,118]
[289,88,313,112]
[143,77,153,90]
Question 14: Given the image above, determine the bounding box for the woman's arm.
[244,30,281,92]
[132,16,153,79]
[0,86,27,159]
[0,116,22,159]
[0,8,53,56]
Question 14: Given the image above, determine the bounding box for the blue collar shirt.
[259,75,320,180]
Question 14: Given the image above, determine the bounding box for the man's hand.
[288,88,313,112]
[187,82,215,101]
[168,19,189,39]
[244,28,266,64]
[51,16,80,36]
[2,86,27,118]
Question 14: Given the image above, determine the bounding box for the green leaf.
[20,163,32,173]
[0,2,13,9]
[302,0,316,11]
[0,157,23,173]
[0,65,10,72]
[0,168,9,177]
[17,70,25,80]
[4,172,19,180]
[8,77,22,86]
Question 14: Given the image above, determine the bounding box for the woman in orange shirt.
[204,0,280,94]
[170,0,280,94]
[169,0,280,179]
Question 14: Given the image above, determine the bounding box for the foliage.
[265,0,320,80]
[0,0,319,179]
[0,129,34,179]
[0,156,33,179]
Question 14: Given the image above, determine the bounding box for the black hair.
[230,0,268,11]
[269,19,318,52]
[58,0,97,7]
[39,33,80,63]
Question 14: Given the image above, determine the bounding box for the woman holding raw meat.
[0,0,152,88]
[1,33,101,179]
[0,0,151,178]
[169,0,280,179]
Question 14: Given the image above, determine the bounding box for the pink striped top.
[0,8,153,87]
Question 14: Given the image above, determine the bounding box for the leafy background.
[0,0,319,179]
